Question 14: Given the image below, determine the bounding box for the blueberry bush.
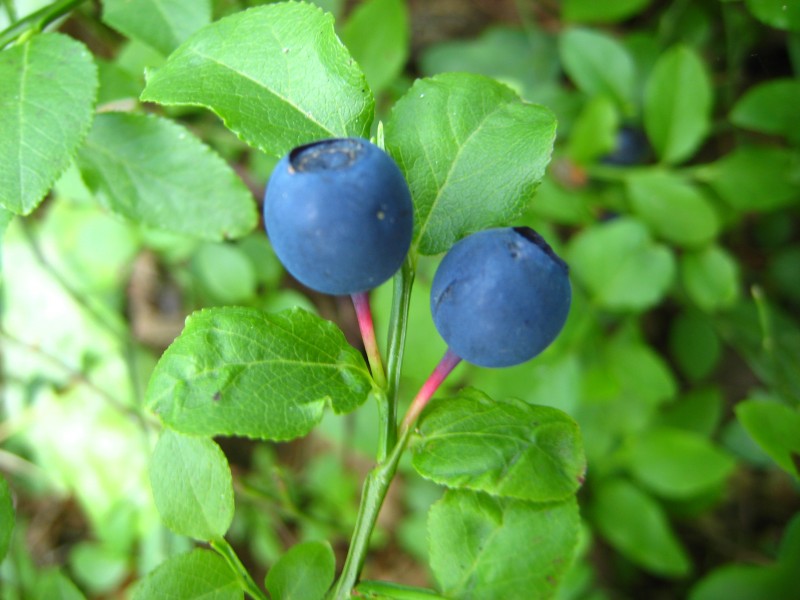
[1,0,799,599]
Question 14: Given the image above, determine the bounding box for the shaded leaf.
[77,112,256,240]
[0,33,97,214]
[265,541,335,600]
[146,307,374,440]
[102,0,212,56]
[681,245,740,312]
[413,389,586,502]
[736,398,800,478]
[132,549,242,599]
[428,490,580,600]
[149,430,234,540]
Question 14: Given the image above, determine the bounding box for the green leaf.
[102,0,212,56]
[689,563,791,600]
[681,245,740,312]
[626,427,736,498]
[265,541,335,600]
[418,26,560,104]
[149,429,234,540]
[76,112,256,240]
[644,45,712,164]
[340,0,408,95]
[567,95,619,164]
[0,474,13,562]
[146,307,373,440]
[35,569,87,600]
[698,145,800,212]
[412,390,586,502]
[592,479,691,578]
[625,170,719,247]
[559,28,634,111]
[132,549,242,599]
[736,398,800,478]
[661,388,724,437]
[193,242,258,304]
[385,72,556,256]
[744,0,800,32]
[0,33,98,215]
[669,311,722,381]
[568,217,675,310]
[428,490,580,600]
[731,79,800,144]
[140,3,374,157]
[563,0,653,23]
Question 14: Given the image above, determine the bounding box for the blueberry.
[430,227,571,368]
[264,138,413,295]
[601,126,650,166]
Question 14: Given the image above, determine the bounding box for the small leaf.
[568,217,675,310]
[132,549,242,599]
[36,569,87,600]
[0,33,98,215]
[412,389,586,502]
[559,28,635,111]
[731,79,800,144]
[625,170,719,248]
[681,245,740,312]
[744,0,800,32]
[140,3,374,157]
[428,490,580,600]
[149,430,234,540]
[385,72,556,256]
[736,398,800,478]
[265,541,335,600]
[644,45,712,164]
[698,145,800,212]
[0,475,13,562]
[567,95,619,164]
[340,0,408,95]
[592,479,691,578]
[146,307,374,440]
[102,0,212,56]
[626,427,736,498]
[77,112,257,240]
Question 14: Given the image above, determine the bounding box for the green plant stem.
[383,259,415,457]
[211,538,269,600]
[329,427,412,600]
[0,0,87,49]
[2,0,17,23]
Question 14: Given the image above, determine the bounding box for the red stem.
[401,348,462,432]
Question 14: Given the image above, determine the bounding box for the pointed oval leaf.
[265,541,335,600]
[140,2,374,156]
[149,430,234,540]
[736,398,800,479]
[627,428,736,498]
[559,28,635,111]
[132,549,242,599]
[744,0,800,32]
[412,390,586,502]
[681,245,740,312]
[592,479,691,578]
[77,112,256,240]
[568,217,676,310]
[0,33,98,215]
[428,490,580,600]
[102,0,212,56]
[644,45,712,164]
[731,79,800,144]
[385,72,556,256]
[146,307,374,440]
[625,170,719,248]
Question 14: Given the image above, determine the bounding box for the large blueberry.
[430,227,571,368]
[264,138,413,295]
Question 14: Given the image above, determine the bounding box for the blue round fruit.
[264,138,413,295]
[430,227,571,368]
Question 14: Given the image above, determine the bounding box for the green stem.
[0,0,87,49]
[2,0,17,23]
[211,538,269,600]
[329,428,412,600]
[383,259,415,457]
